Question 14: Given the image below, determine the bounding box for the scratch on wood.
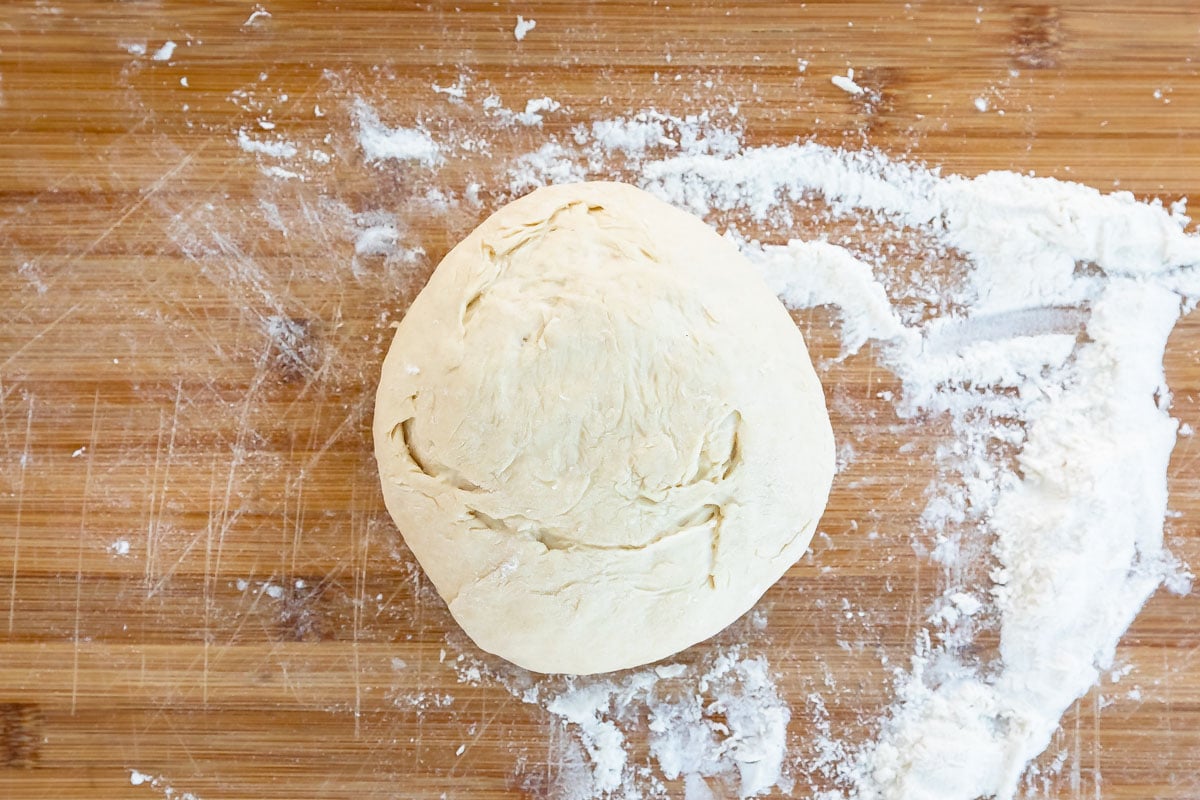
[413,540,426,766]
[145,408,166,591]
[296,392,373,481]
[211,340,273,587]
[162,711,203,775]
[275,657,306,705]
[0,110,157,246]
[902,554,920,647]
[7,400,33,634]
[0,378,11,450]
[289,483,307,604]
[145,381,182,595]
[202,451,222,709]
[146,527,207,599]
[201,223,319,328]
[374,581,408,623]
[69,139,211,267]
[1070,704,1082,796]
[286,418,311,582]
[1092,692,1102,800]
[224,569,274,649]
[0,301,82,373]
[350,470,364,738]
[202,622,210,710]
[5,138,211,311]
[72,388,101,715]
[446,703,504,780]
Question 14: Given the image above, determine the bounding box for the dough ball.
[373,182,834,674]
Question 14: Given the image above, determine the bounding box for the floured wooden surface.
[2,3,1200,798]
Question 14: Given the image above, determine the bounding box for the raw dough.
[373,182,834,674]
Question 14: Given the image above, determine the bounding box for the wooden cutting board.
[2,2,1199,797]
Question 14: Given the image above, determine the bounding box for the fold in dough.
[373,181,835,674]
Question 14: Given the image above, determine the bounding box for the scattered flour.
[243,5,271,26]
[585,116,673,155]
[432,74,470,101]
[484,95,562,127]
[513,96,561,126]
[354,224,402,258]
[233,578,289,600]
[831,68,866,96]
[392,690,454,711]
[260,165,304,181]
[150,41,176,62]
[543,649,791,798]
[77,39,1200,800]
[514,15,537,41]
[353,100,442,166]
[128,770,201,800]
[236,129,298,159]
[573,110,741,164]
[507,142,586,193]
[348,209,425,274]
[629,123,1194,800]
[325,86,1197,799]
[418,99,1197,798]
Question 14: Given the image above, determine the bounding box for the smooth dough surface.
[373,182,834,674]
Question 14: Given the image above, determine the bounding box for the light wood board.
[2,2,1199,798]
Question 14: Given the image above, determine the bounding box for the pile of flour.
[333,88,1199,798]
[539,649,791,800]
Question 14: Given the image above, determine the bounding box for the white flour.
[637,145,1196,797]
[647,142,1195,799]
[353,100,441,166]
[236,129,298,159]
[831,68,866,96]
[129,769,202,800]
[250,86,1197,797]
[540,649,792,799]
[514,15,537,42]
[150,40,176,62]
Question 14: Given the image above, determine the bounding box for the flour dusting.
[1,8,1181,800]
[128,770,202,800]
[236,129,298,159]
[540,649,792,799]
[657,135,1195,800]
[638,130,1195,800]
[399,97,1196,798]
[219,78,1197,798]
[354,100,442,166]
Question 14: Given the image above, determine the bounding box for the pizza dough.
[373,182,834,674]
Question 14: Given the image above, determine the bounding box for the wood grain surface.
[2,2,1200,798]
